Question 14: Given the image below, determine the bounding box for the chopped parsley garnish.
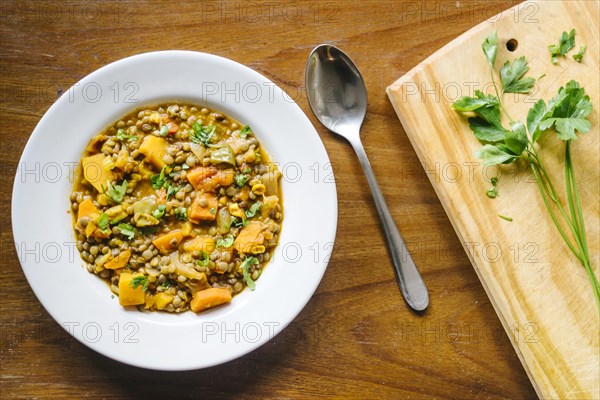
[152,204,166,219]
[117,223,135,240]
[104,180,128,204]
[150,166,167,190]
[245,202,261,218]
[230,216,248,228]
[165,182,181,200]
[240,256,259,290]
[239,125,252,138]
[197,252,210,267]
[116,128,138,142]
[174,207,188,221]
[130,275,149,292]
[97,213,110,233]
[190,122,216,146]
[234,173,249,187]
[216,235,234,248]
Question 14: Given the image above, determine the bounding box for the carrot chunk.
[190,288,232,313]
[188,193,218,223]
[152,230,184,254]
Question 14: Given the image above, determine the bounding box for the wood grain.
[387,1,600,399]
[1,1,541,399]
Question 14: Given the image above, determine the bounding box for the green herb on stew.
[190,122,216,146]
[240,256,259,290]
[152,204,166,219]
[97,213,110,233]
[118,223,136,240]
[105,180,128,204]
[216,235,234,248]
[234,173,249,187]
[239,125,252,138]
[130,275,149,292]
[165,182,181,200]
[245,202,261,218]
[197,252,210,267]
[150,166,167,190]
[116,128,138,142]
[174,207,187,221]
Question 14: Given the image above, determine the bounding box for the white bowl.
[12,51,337,370]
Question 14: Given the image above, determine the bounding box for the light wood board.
[387,1,599,398]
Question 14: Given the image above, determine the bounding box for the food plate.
[12,51,337,370]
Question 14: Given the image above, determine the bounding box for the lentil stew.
[71,103,283,313]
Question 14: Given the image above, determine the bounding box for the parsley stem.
[565,141,590,263]
[532,154,583,248]
[529,161,583,261]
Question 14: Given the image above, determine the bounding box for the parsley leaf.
[549,29,576,64]
[527,99,549,143]
[150,166,167,190]
[190,122,216,146]
[500,56,535,94]
[216,235,234,248]
[240,256,259,290]
[105,180,128,204]
[117,223,136,240]
[152,204,166,219]
[116,128,138,142]
[474,144,518,166]
[174,207,187,221]
[234,173,249,187]
[165,182,181,200]
[230,216,248,228]
[452,90,507,142]
[197,252,210,267]
[245,202,261,219]
[482,31,498,67]
[97,213,110,232]
[504,121,528,156]
[130,275,149,292]
[239,125,252,138]
[573,45,586,62]
[537,80,592,141]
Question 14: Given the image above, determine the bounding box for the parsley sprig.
[451,30,599,310]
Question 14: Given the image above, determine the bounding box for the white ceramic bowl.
[12,51,337,370]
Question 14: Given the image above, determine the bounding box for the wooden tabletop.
[1,1,538,398]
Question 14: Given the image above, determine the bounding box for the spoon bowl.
[306,45,367,137]
[306,44,429,312]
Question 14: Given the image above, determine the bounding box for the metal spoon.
[305,44,429,311]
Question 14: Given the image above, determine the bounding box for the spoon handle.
[350,139,429,311]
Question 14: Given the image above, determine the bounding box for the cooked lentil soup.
[71,103,282,313]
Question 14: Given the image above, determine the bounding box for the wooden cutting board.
[387,1,599,398]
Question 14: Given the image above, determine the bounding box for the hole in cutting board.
[506,38,518,52]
